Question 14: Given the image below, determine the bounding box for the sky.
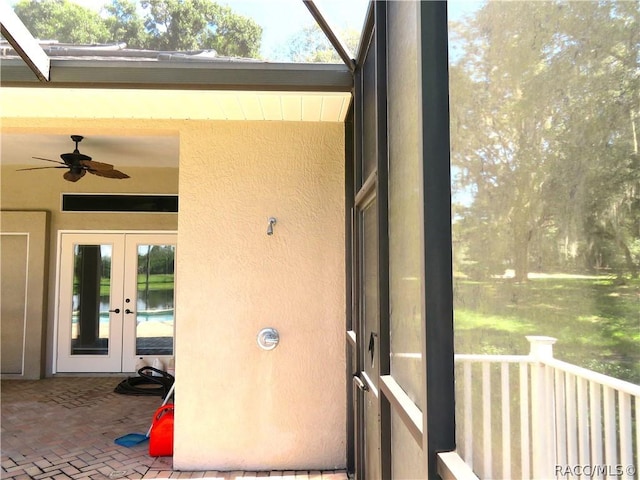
[36,0,370,59]
[223,0,370,58]
[20,0,482,60]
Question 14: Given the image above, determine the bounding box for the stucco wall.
[175,121,346,470]
[1,118,346,470]
[0,211,48,379]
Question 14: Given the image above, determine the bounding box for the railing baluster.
[501,362,511,479]
[577,377,589,478]
[589,381,603,480]
[618,392,632,480]
[482,362,492,479]
[531,357,552,478]
[528,336,556,480]
[519,362,530,480]
[565,373,578,469]
[545,365,556,470]
[464,361,473,469]
[555,369,567,471]
[603,386,618,468]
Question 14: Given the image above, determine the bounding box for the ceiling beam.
[0,2,49,82]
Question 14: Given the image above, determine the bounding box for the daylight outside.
[448,1,639,478]
[6,0,639,478]
[8,0,367,63]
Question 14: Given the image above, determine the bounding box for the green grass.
[136,274,174,290]
[454,275,640,384]
[76,274,174,296]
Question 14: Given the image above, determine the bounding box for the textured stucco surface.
[0,211,48,379]
[174,121,346,470]
[1,118,346,470]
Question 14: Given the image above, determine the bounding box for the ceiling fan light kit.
[17,135,130,182]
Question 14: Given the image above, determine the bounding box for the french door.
[56,232,176,373]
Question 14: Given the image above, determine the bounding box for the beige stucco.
[1,117,346,470]
[0,211,48,378]
[175,121,346,470]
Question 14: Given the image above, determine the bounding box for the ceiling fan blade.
[80,159,115,171]
[32,156,66,165]
[63,169,86,182]
[88,168,130,179]
[17,166,68,171]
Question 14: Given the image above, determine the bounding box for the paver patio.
[1,377,348,480]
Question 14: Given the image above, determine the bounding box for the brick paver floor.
[1,377,348,480]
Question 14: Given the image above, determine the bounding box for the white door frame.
[53,230,177,374]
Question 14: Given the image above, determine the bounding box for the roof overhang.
[0,58,353,92]
[0,0,357,93]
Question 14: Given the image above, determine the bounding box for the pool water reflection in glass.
[70,243,175,357]
[135,244,175,356]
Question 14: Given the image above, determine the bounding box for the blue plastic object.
[114,433,148,447]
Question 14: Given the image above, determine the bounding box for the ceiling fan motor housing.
[62,135,91,164]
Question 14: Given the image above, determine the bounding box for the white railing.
[455,336,640,480]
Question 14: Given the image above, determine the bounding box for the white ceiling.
[2,88,351,122]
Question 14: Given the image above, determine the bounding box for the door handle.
[352,373,369,392]
[108,308,121,314]
[125,308,136,315]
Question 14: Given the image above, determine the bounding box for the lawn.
[88,273,175,296]
[454,274,640,384]
[136,273,175,290]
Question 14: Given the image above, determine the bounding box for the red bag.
[149,404,174,457]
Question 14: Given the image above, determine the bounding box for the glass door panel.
[134,243,175,356]
[70,244,112,356]
[57,234,124,372]
[122,233,176,373]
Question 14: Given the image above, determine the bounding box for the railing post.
[527,336,557,480]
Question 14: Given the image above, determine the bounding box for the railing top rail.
[541,357,640,397]
[455,351,639,396]
[454,354,532,364]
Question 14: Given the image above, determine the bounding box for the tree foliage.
[274,24,360,63]
[13,0,110,43]
[450,1,640,281]
[13,0,262,57]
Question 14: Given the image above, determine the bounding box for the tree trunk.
[513,223,532,282]
[615,235,639,278]
[514,240,530,282]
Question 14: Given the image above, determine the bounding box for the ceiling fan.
[17,135,130,182]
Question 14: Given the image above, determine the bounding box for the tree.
[13,0,263,57]
[14,0,109,43]
[140,0,262,56]
[450,1,640,281]
[273,24,359,63]
[103,0,147,49]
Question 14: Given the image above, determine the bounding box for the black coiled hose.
[114,366,174,398]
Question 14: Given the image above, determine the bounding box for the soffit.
[1,87,351,122]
